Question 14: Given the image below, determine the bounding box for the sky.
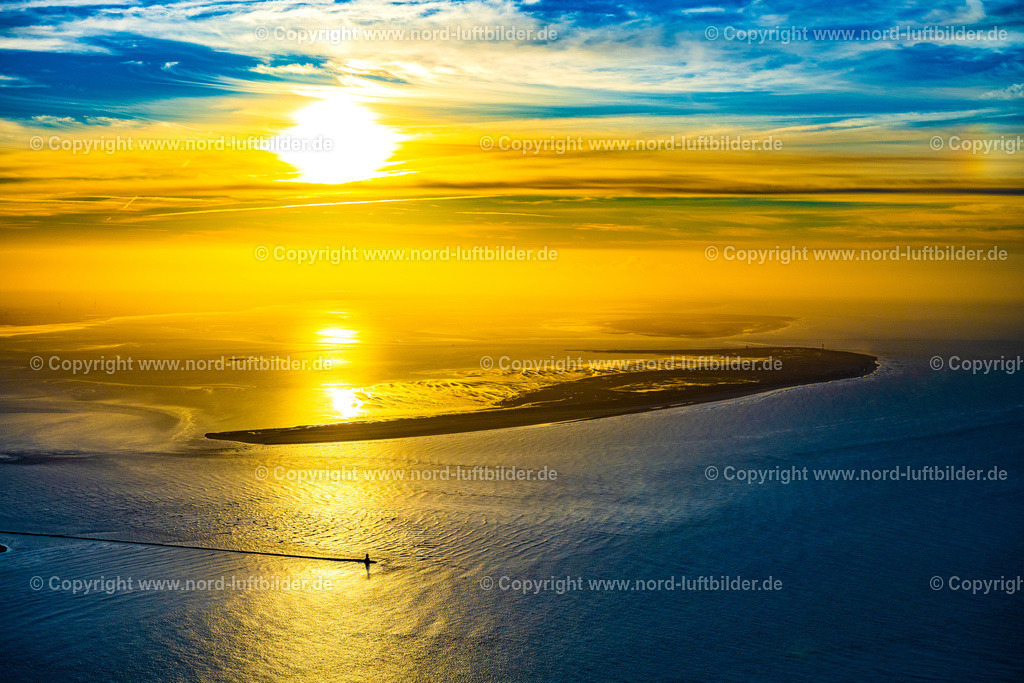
[0,0,1021,319]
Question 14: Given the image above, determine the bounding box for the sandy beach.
[206,347,878,445]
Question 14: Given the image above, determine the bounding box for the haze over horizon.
[1,0,1022,335]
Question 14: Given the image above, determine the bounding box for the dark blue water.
[1,341,1022,681]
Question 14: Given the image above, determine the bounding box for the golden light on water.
[317,326,360,346]
[325,386,364,420]
[272,90,405,184]
[311,321,365,420]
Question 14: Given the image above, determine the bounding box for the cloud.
[0,0,1018,117]
[981,83,1024,99]
[679,7,727,15]
[250,63,325,77]
[924,0,986,25]
[31,114,77,126]
[0,0,1021,220]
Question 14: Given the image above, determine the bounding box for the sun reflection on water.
[310,320,367,421]
[317,326,359,347]
[324,386,365,420]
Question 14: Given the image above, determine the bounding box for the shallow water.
[1,311,1021,680]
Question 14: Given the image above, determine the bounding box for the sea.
[0,306,1021,681]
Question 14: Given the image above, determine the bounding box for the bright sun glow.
[317,326,359,346]
[273,90,404,184]
[325,386,364,419]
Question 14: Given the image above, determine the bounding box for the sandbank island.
[206,347,877,445]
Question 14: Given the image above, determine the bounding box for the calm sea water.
[1,320,1021,680]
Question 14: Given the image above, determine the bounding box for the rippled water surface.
[1,311,1021,680]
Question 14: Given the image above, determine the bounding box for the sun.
[272,90,404,184]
